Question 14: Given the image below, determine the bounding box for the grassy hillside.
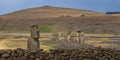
[1,6,104,19]
[0,6,120,34]
[0,15,120,34]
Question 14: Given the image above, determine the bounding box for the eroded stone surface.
[27,25,40,51]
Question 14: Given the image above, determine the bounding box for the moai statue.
[66,31,72,42]
[51,33,59,41]
[80,31,85,44]
[61,32,67,41]
[27,25,40,51]
[58,32,65,41]
[59,32,62,37]
[76,29,85,44]
[67,34,71,42]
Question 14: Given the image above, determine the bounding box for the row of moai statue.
[52,29,85,44]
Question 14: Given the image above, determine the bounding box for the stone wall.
[0,47,120,60]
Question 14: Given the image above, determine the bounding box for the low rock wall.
[0,47,120,60]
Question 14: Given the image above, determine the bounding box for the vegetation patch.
[38,25,52,33]
[43,43,60,47]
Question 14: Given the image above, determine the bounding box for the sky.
[0,0,120,15]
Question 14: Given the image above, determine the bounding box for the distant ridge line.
[106,12,120,14]
[1,5,104,19]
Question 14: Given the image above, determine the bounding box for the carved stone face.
[30,25,40,39]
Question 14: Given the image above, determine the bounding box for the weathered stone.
[1,53,10,58]
[0,50,5,54]
[27,25,40,51]
[35,58,40,60]
[0,47,120,60]
[11,53,18,57]
[29,55,35,59]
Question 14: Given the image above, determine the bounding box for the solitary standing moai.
[27,25,40,51]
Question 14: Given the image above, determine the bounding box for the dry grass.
[86,38,119,48]
[85,34,120,37]
[0,34,120,50]
[0,36,56,50]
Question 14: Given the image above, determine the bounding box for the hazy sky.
[0,0,120,15]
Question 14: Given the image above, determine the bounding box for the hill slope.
[1,6,120,34]
[1,6,104,19]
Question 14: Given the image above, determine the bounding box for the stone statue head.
[30,25,40,39]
